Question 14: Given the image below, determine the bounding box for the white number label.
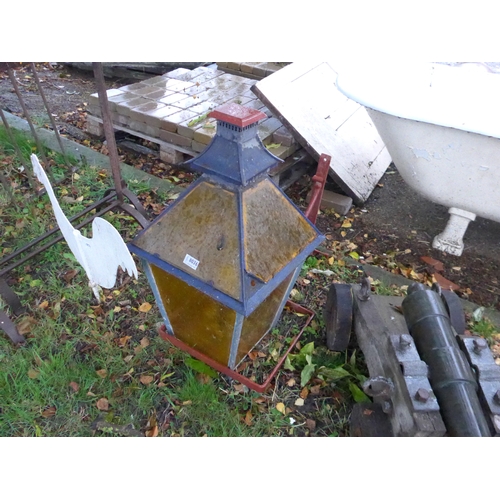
[183,253,200,271]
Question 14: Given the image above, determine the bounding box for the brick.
[115,96,149,117]
[160,145,185,164]
[257,116,283,142]
[152,78,196,92]
[107,92,136,112]
[193,120,217,145]
[305,189,353,216]
[272,126,295,147]
[227,62,242,70]
[183,66,223,81]
[141,105,180,128]
[120,82,148,92]
[239,63,260,74]
[128,101,166,123]
[158,93,190,106]
[164,68,192,80]
[216,62,229,69]
[160,129,192,148]
[128,119,149,135]
[160,108,198,132]
[143,88,175,100]
[86,115,104,137]
[113,113,129,126]
[191,140,208,153]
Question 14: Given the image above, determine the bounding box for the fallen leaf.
[38,300,49,309]
[69,381,80,392]
[140,375,154,385]
[146,425,159,437]
[138,302,152,313]
[41,406,56,418]
[276,402,286,415]
[244,410,253,426]
[287,378,296,387]
[17,316,37,335]
[28,368,40,379]
[306,419,316,431]
[310,384,321,395]
[96,369,107,378]
[294,398,305,406]
[300,387,309,399]
[140,337,150,348]
[96,398,109,411]
[63,269,78,283]
[420,255,445,272]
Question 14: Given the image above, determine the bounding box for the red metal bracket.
[158,300,315,393]
[304,153,331,225]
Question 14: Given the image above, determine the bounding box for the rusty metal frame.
[158,300,315,393]
[0,62,150,343]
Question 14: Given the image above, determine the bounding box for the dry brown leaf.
[146,425,159,437]
[38,300,49,309]
[138,302,152,313]
[63,269,78,283]
[306,419,316,431]
[96,398,109,411]
[41,406,56,418]
[300,387,309,399]
[17,316,37,335]
[286,378,296,387]
[294,398,305,407]
[140,337,150,348]
[69,381,80,392]
[244,410,253,426]
[96,369,107,378]
[140,375,154,385]
[27,368,40,379]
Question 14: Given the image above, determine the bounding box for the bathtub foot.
[432,208,476,256]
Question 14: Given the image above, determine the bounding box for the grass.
[0,127,373,437]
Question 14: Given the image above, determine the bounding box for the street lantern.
[128,103,324,386]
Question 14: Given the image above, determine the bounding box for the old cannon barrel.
[402,283,491,437]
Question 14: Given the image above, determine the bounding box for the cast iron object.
[402,283,491,437]
[323,283,353,351]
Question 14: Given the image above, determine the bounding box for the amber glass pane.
[151,265,236,366]
[134,181,241,300]
[234,272,295,366]
[242,179,317,282]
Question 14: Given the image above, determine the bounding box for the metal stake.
[7,65,54,184]
[29,63,71,168]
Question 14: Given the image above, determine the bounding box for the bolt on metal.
[399,334,412,348]
[415,388,430,402]
[473,337,488,354]
[493,390,500,405]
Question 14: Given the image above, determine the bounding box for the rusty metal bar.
[0,194,120,276]
[7,66,53,182]
[0,106,35,189]
[159,301,314,393]
[29,63,71,168]
[92,62,125,203]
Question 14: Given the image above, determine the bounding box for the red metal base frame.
[158,300,315,393]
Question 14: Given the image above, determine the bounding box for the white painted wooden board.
[251,62,392,204]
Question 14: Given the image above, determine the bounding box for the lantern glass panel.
[134,181,242,300]
[151,264,236,365]
[235,271,296,365]
[243,179,318,282]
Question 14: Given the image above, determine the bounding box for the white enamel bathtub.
[336,62,500,256]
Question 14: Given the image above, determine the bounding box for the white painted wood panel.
[252,62,391,204]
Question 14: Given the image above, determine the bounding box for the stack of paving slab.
[87,65,299,164]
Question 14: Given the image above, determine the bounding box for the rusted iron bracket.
[158,301,314,393]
